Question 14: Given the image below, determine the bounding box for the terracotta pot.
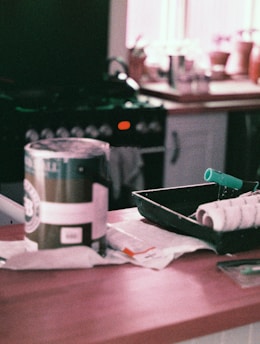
[249,44,260,83]
[226,41,253,75]
[209,51,230,80]
[209,51,230,66]
[128,50,146,83]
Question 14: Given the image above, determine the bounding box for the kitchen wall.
[108,0,128,70]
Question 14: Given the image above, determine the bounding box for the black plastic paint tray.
[132,183,260,254]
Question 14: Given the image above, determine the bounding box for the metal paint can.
[24,138,109,255]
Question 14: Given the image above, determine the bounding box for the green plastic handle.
[204,168,243,190]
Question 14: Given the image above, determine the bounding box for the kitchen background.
[0,0,260,208]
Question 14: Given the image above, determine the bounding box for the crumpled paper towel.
[1,219,215,270]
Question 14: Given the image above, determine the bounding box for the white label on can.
[24,181,107,239]
[60,227,83,244]
[40,183,107,239]
[40,201,95,224]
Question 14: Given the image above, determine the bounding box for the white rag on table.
[0,219,215,271]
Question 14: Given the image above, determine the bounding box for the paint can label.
[24,138,109,255]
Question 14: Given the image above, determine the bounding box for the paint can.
[24,138,109,255]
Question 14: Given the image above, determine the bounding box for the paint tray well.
[132,183,260,254]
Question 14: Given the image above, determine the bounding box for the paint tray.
[132,183,260,254]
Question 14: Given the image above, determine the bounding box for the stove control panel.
[2,107,165,146]
[0,106,166,182]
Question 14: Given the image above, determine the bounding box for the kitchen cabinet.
[163,112,227,187]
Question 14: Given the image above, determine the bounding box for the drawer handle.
[171,131,180,164]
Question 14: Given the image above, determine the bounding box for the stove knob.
[56,127,70,138]
[99,124,113,137]
[85,125,99,139]
[136,121,148,134]
[148,120,162,133]
[70,126,84,138]
[40,128,55,139]
[124,100,135,108]
[25,129,39,142]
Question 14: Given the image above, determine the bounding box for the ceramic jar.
[226,41,253,76]
[249,44,260,83]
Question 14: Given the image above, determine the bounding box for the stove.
[0,88,166,207]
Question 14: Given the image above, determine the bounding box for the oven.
[0,90,166,209]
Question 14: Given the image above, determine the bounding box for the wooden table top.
[1,207,260,344]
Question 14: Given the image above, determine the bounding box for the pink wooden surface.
[1,208,260,344]
[141,79,260,103]
[0,223,25,241]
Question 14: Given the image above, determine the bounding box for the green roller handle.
[204,168,243,189]
[204,168,259,191]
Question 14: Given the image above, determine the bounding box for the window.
[185,0,257,50]
[126,0,260,68]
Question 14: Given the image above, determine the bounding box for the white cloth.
[109,147,144,200]
[196,192,260,231]
[1,219,215,271]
